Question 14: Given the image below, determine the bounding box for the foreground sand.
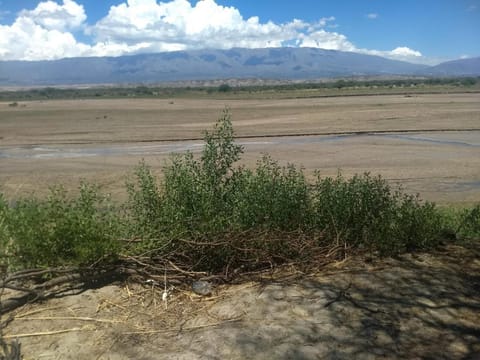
[3,243,479,359]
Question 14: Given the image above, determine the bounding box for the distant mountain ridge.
[0,47,478,86]
[424,57,480,76]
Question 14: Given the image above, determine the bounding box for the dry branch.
[3,327,94,339]
[0,230,342,315]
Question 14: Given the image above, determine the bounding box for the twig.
[2,268,76,285]
[2,284,41,295]
[123,317,242,335]
[166,260,207,277]
[4,326,94,339]
[12,316,123,324]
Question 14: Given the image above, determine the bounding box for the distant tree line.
[0,77,478,101]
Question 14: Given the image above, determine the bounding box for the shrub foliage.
[1,184,120,269]
[0,109,477,272]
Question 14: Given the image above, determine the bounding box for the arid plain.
[1,92,479,204]
[2,92,480,359]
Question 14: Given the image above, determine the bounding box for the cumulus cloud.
[357,46,422,63]
[390,46,422,57]
[0,0,89,60]
[87,0,299,52]
[19,0,86,31]
[366,13,378,19]
[0,0,427,64]
[298,30,356,51]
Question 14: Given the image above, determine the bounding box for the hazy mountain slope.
[0,47,431,86]
[425,57,480,76]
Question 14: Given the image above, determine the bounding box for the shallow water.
[1,131,479,159]
[379,133,480,147]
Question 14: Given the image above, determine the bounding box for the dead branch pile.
[0,230,346,315]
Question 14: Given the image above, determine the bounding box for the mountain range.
[0,47,478,86]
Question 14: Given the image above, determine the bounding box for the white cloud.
[355,46,423,63]
[298,30,356,52]
[390,46,422,57]
[317,16,336,27]
[19,0,86,31]
[0,0,428,64]
[87,0,298,51]
[0,0,89,60]
[0,16,89,60]
[366,13,378,19]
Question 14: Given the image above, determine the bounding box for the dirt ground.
[1,93,480,359]
[2,243,479,360]
[1,93,480,204]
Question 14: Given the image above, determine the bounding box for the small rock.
[192,280,213,296]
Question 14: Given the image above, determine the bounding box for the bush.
[393,195,441,252]
[158,109,241,235]
[0,194,10,268]
[457,204,480,239]
[123,109,449,260]
[232,156,310,230]
[218,84,232,92]
[2,184,120,268]
[312,172,442,254]
[2,109,471,273]
[125,160,163,241]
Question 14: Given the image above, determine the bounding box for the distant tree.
[218,83,232,92]
[335,80,346,89]
[460,77,476,86]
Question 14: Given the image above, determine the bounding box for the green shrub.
[232,156,310,230]
[218,84,232,92]
[312,172,442,254]
[125,159,163,240]
[160,108,243,235]
[312,173,395,248]
[4,184,120,268]
[2,109,468,273]
[393,194,441,252]
[122,110,448,260]
[0,194,10,267]
[457,204,480,239]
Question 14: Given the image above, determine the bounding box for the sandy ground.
[1,94,480,358]
[1,93,480,204]
[2,243,479,360]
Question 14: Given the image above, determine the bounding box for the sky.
[0,0,479,64]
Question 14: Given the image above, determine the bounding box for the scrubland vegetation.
[1,109,479,358]
[1,77,479,101]
[0,110,478,273]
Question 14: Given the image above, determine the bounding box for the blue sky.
[0,0,479,63]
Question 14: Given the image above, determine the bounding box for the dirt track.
[3,243,480,359]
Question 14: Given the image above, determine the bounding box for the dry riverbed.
[1,93,480,359]
[1,93,480,204]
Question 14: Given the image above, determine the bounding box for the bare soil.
[1,93,480,204]
[2,243,479,359]
[1,93,480,359]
